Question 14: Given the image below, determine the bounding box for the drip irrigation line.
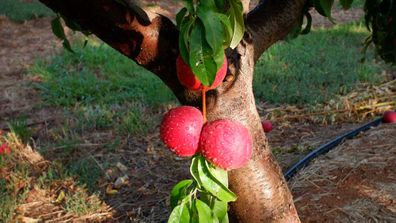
[284,117,383,181]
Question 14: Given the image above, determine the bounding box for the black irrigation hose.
[284,117,383,181]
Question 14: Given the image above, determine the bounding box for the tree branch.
[39,0,199,105]
[247,0,308,61]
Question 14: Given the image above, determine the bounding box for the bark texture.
[39,0,307,222]
[247,0,308,61]
[208,42,299,222]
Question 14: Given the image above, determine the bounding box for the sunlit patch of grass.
[254,22,383,105]
[64,190,102,216]
[30,40,175,107]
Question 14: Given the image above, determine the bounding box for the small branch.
[247,0,308,61]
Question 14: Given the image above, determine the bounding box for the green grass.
[8,117,31,143]
[0,0,54,22]
[0,161,31,223]
[254,22,382,105]
[0,178,16,223]
[67,157,104,192]
[30,40,176,136]
[31,41,175,107]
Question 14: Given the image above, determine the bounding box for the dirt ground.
[290,123,396,222]
[0,3,395,223]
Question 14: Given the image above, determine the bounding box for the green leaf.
[168,203,191,223]
[221,213,229,223]
[190,200,199,223]
[183,0,195,13]
[51,16,66,39]
[176,8,188,29]
[228,0,245,48]
[188,22,218,86]
[190,156,203,189]
[179,17,195,64]
[195,199,215,223]
[217,14,233,47]
[214,0,226,10]
[201,193,228,222]
[212,200,227,222]
[197,8,224,54]
[62,39,74,53]
[170,180,194,208]
[200,0,217,10]
[313,0,334,19]
[191,156,237,202]
[339,0,353,10]
[205,162,228,187]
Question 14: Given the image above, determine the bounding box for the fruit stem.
[202,86,207,123]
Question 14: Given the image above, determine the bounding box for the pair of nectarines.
[160,106,252,170]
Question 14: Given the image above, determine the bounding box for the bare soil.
[0,16,61,128]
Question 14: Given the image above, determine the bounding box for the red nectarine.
[199,119,252,170]
[383,110,396,123]
[261,120,273,133]
[160,106,203,156]
[176,55,227,90]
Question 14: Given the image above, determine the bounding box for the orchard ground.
[0,0,395,222]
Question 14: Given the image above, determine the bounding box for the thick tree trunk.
[207,43,300,222]
[38,0,304,222]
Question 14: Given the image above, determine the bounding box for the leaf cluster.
[288,0,356,39]
[169,155,236,223]
[364,0,396,64]
[176,0,245,86]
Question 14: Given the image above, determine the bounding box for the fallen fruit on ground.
[261,120,273,133]
[199,119,252,170]
[383,110,396,123]
[160,106,203,156]
[176,55,228,90]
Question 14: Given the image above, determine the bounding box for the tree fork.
[38,0,303,221]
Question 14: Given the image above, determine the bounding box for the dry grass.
[263,76,396,125]
[0,132,113,223]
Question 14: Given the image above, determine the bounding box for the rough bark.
[208,42,300,222]
[247,0,308,61]
[38,0,305,222]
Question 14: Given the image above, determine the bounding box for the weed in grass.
[118,105,157,136]
[66,157,104,192]
[0,178,16,223]
[53,131,82,155]
[0,0,54,22]
[8,117,31,143]
[64,190,102,217]
[75,105,115,131]
[104,137,121,153]
[254,22,382,105]
[37,162,68,189]
[0,162,31,223]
